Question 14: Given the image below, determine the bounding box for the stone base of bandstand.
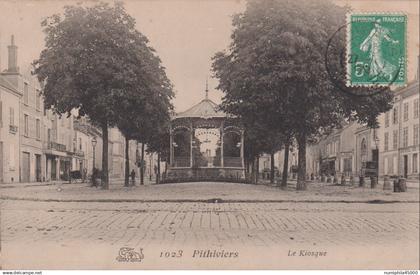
[163,167,245,183]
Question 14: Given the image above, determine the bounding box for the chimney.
[7,35,18,73]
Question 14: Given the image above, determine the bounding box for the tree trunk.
[250,157,255,184]
[281,142,290,188]
[245,159,249,176]
[296,134,307,190]
[101,123,109,190]
[156,153,161,184]
[270,152,275,184]
[246,159,252,181]
[255,156,260,184]
[140,143,145,185]
[124,136,130,187]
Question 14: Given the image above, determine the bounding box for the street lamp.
[91,136,97,175]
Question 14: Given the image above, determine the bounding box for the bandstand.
[166,88,245,182]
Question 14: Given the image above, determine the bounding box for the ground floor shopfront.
[381,147,419,180]
[20,147,44,183]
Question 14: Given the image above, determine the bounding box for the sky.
[0,0,418,113]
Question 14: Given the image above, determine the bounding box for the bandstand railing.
[173,157,190,167]
[223,157,242,167]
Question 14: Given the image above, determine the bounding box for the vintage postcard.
[0,0,419,272]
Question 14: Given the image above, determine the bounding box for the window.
[414,124,419,146]
[413,154,418,173]
[392,130,398,150]
[36,90,41,111]
[79,138,82,150]
[385,112,390,127]
[403,102,409,121]
[373,129,378,141]
[69,135,73,151]
[24,114,29,136]
[392,107,398,124]
[388,157,394,175]
[384,157,389,175]
[36,119,40,139]
[9,146,15,170]
[414,99,419,119]
[9,107,14,126]
[47,128,51,143]
[384,132,389,151]
[402,127,408,148]
[361,138,367,156]
[24,83,29,105]
[393,156,397,175]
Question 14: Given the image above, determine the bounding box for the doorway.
[51,158,57,180]
[35,154,42,182]
[22,152,30,182]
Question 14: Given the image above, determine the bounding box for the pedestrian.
[82,168,87,183]
[130,169,136,186]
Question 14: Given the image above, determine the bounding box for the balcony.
[48,141,67,152]
[75,150,85,157]
[9,124,18,134]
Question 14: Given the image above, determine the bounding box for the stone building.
[0,75,22,183]
[378,79,419,180]
[306,122,358,178]
[1,35,45,182]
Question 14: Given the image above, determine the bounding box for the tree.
[115,59,173,187]
[213,0,393,191]
[34,2,173,189]
[240,119,283,184]
[146,126,170,184]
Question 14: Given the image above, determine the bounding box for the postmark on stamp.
[347,13,407,86]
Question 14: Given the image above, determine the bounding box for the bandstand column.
[190,121,193,168]
[240,130,245,168]
[220,121,224,168]
[169,128,174,167]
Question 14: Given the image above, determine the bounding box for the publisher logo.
[116,247,144,262]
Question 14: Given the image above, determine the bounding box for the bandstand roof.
[173,98,227,120]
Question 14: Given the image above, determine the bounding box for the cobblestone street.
[1,182,419,269]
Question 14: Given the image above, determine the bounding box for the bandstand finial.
[205,78,209,100]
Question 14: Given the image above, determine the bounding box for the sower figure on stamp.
[359,19,399,81]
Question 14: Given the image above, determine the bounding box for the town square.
[0,0,419,271]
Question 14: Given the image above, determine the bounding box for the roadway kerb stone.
[0,181,418,203]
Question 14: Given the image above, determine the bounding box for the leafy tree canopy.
[212,0,393,143]
[34,2,173,128]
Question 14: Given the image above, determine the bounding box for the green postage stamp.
[347,13,407,86]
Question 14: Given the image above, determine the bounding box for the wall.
[0,80,21,183]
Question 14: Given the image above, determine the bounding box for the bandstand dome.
[172,98,227,119]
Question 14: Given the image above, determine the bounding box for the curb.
[1,196,418,204]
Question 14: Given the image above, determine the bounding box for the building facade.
[378,80,419,180]
[0,75,22,183]
[0,35,151,184]
[1,35,46,183]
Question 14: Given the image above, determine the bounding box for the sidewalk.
[1,179,418,203]
[0,176,156,189]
